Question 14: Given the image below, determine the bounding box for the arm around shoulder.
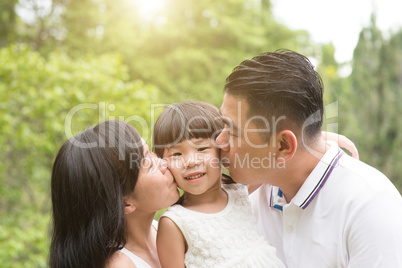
[322,131,359,159]
[157,216,186,268]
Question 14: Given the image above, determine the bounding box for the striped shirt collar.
[270,142,344,211]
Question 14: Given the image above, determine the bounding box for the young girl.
[50,120,180,268]
[153,101,286,267]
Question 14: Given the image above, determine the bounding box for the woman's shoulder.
[106,251,137,268]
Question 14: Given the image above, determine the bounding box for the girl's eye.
[171,152,182,157]
[198,147,208,152]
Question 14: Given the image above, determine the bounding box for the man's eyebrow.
[218,107,239,131]
[221,117,238,132]
[221,117,230,125]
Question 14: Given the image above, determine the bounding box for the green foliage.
[339,16,402,190]
[0,0,18,46]
[2,1,402,266]
[0,44,159,266]
[59,0,313,104]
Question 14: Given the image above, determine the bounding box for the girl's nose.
[186,153,202,168]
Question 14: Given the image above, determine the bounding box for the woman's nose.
[216,131,230,151]
[157,158,168,174]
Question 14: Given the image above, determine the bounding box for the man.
[216,50,402,267]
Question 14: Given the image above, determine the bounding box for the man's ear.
[275,130,297,161]
[123,196,136,215]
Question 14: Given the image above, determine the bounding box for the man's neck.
[280,138,328,202]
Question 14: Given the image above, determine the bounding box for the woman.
[49,120,180,268]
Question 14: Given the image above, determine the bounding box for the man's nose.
[216,131,230,152]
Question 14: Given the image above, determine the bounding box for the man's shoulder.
[324,154,401,205]
[337,154,386,179]
[334,154,396,193]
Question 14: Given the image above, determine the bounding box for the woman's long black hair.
[49,120,144,268]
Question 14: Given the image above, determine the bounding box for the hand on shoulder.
[106,251,137,268]
[322,131,359,159]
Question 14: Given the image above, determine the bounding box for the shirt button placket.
[283,204,298,266]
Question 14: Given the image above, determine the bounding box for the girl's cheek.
[167,160,181,175]
[205,155,220,166]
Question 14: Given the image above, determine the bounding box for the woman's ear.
[276,130,297,161]
[123,196,136,215]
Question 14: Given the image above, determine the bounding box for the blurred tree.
[375,29,402,189]
[0,44,159,267]
[316,43,343,135]
[2,0,316,105]
[345,15,402,190]
[58,0,313,105]
[0,0,19,46]
[16,0,69,52]
[317,43,341,103]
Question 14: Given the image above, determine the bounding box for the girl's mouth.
[185,173,206,181]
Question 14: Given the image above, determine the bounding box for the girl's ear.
[123,196,136,215]
[276,130,297,161]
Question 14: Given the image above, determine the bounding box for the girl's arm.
[322,131,359,159]
[157,217,186,268]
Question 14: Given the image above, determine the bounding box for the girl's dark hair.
[153,101,234,185]
[153,101,224,157]
[49,120,144,268]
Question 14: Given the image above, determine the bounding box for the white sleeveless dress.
[161,184,285,268]
[119,220,158,268]
[119,248,151,268]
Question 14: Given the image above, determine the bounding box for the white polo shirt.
[250,141,402,267]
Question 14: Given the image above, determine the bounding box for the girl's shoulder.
[222,183,248,195]
[160,204,187,220]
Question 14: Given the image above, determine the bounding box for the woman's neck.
[124,212,160,267]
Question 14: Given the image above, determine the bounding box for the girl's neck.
[182,183,228,213]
